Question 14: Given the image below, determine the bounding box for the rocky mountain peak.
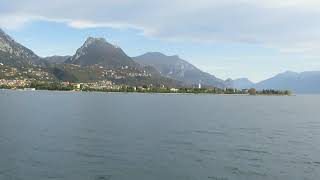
[82,37,121,49]
[66,36,139,68]
[0,28,39,63]
[84,37,106,46]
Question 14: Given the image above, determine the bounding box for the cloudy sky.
[1,0,320,82]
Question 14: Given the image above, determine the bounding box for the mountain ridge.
[44,55,71,64]
[226,71,320,93]
[0,28,42,66]
[2,28,320,92]
[133,52,226,88]
[254,71,320,93]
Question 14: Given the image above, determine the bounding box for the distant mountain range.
[254,71,320,94]
[0,28,226,88]
[0,29,182,86]
[228,71,320,94]
[133,52,225,88]
[2,28,320,92]
[225,78,255,90]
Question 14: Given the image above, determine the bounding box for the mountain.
[225,78,255,89]
[255,71,320,94]
[7,28,320,92]
[60,37,182,86]
[44,55,71,64]
[223,71,320,93]
[66,37,139,69]
[133,52,225,88]
[0,28,42,66]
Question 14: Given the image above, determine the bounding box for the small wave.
[237,148,270,155]
[225,166,268,177]
[46,175,65,179]
[301,121,320,125]
[272,129,287,136]
[72,135,92,141]
[199,149,216,155]
[94,175,112,180]
[239,127,261,131]
[208,176,228,180]
[248,163,261,168]
[194,130,226,136]
[287,140,307,145]
[173,130,190,135]
[76,151,107,159]
[162,139,193,146]
[248,157,263,163]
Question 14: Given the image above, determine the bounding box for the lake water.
[0,90,319,180]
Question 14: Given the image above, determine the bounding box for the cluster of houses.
[62,80,122,90]
[0,65,53,81]
[0,79,30,87]
[0,66,18,77]
[93,65,152,80]
[65,81,180,92]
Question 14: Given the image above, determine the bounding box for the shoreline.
[0,88,293,96]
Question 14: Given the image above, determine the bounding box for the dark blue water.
[0,90,319,180]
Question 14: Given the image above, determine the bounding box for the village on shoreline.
[0,79,292,95]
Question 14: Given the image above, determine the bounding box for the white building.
[170,88,179,92]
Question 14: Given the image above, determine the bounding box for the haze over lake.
[0,90,319,180]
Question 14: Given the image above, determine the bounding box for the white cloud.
[1,0,320,54]
[0,14,34,29]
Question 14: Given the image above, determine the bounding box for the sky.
[1,0,320,82]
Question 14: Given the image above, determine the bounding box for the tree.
[284,90,292,95]
[248,88,257,95]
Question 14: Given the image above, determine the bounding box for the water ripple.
[237,148,271,155]
[194,130,226,136]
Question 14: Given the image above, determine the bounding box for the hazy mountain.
[66,37,140,69]
[225,71,320,93]
[225,78,255,89]
[0,28,42,66]
[44,55,71,64]
[254,71,320,94]
[133,52,225,88]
